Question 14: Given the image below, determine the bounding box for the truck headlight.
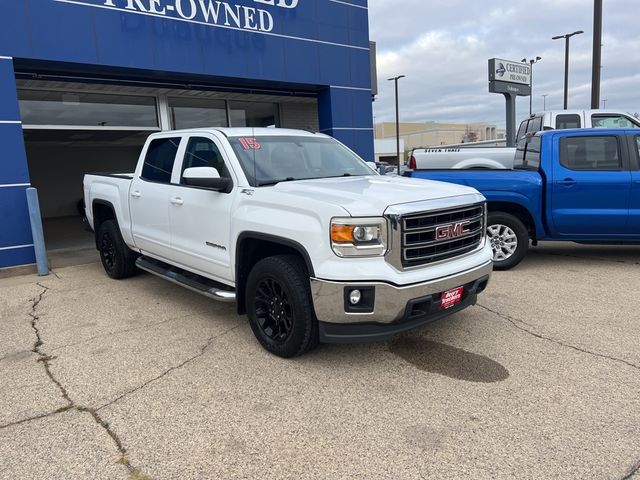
[330,218,388,257]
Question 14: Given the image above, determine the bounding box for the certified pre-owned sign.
[488,58,531,86]
[55,0,299,33]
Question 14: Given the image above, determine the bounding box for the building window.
[18,90,158,128]
[229,101,279,128]
[169,98,228,129]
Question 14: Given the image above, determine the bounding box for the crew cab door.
[130,136,182,260]
[551,134,631,236]
[167,135,236,283]
[628,134,640,235]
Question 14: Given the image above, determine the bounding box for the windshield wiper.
[257,177,296,187]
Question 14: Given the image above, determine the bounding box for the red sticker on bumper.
[441,287,464,309]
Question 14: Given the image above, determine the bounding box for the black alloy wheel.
[246,254,319,358]
[100,230,117,271]
[254,277,294,344]
[96,219,139,279]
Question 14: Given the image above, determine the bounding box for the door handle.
[131,190,142,198]
[557,178,576,186]
[170,197,184,206]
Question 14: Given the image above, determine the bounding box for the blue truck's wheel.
[487,212,529,270]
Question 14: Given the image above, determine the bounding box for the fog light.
[349,289,362,305]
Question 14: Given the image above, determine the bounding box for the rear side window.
[592,115,640,129]
[514,136,541,170]
[556,114,581,129]
[516,120,528,141]
[526,116,543,135]
[559,136,621,171]
[141,137,181,183]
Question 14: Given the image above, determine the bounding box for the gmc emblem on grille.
[435,221,472,240]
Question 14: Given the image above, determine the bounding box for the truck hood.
[270,175,481,216]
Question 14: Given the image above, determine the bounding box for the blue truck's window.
[514,136,541,170]
[181,137,231,184]
[559,136,621,171]
[141,138,181,183]
[556,114,581,129]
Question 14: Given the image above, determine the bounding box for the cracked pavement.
[0,242,639,479]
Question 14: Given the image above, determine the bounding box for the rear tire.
[246,254,319,358]
[97,220,138,279]
[487,212,529,270]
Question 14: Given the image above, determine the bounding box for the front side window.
[141,137,181,183]
[228,136,374,187]
[181,137,231,183]
[592,115,640,129]
[559,136,621,171]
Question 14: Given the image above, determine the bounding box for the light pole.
[602,99,608,109]
[388,75,405,175]
[591,0,603,109]
[541,94,549,111]
[522,57,542,115]
[552,30,584,110]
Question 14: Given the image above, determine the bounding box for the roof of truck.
[536,127,636,138]
[152,127,328,138]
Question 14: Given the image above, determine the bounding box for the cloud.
[369,0,640,126]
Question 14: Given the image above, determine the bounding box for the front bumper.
[310,260,492,343]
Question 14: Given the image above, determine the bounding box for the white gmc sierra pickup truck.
[84,128,493,357]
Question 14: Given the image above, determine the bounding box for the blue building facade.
[0,0,374,268]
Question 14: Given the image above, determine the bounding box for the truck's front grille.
[401,204,485,268]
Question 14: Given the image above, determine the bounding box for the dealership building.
[0,0,374,269]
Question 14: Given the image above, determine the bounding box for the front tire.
[97,220,138,279]
[487,212,529,270]
[246,255,319,358]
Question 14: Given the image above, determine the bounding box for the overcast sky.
[368,0,640,128]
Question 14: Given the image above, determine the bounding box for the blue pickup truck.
[407,128,640,269]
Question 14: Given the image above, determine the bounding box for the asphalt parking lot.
[1,243,639,480]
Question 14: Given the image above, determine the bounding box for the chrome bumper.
[310,260,493,325]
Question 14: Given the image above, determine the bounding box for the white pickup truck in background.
[408,110,640,170]
[83,128,493,357]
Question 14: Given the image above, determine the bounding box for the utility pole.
[542,94,549,111]
[388,75,405,175]
[591,0,603,109]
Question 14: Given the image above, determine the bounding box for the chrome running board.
[136,256,236,303]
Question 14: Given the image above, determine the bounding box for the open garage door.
[23,129,150,267]
[18,87,161,267]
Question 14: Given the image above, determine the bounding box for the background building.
[0,0,374,269]
[375,121,505,153]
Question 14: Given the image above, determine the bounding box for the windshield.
[228,135,376,187]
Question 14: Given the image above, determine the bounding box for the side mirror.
[182,167,232,193]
